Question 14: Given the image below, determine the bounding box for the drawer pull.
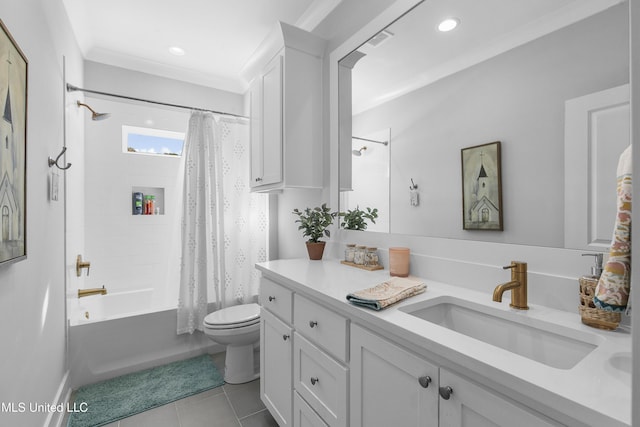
[309,320,318,328]
[282,334,290,341]
[255,177,263,182]
[310,377,319,386]
[268,296,276,302]
[418,376,432,388]
[439,386,453,400]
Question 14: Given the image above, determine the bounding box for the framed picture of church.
[461,141,503,231]
[0,19,28,267]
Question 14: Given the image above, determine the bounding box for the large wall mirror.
[338,0,630,249]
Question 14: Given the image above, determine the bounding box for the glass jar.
[344,244,356,263]
[365,247,379,267]
[354,245,367,265]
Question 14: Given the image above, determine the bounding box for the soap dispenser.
[578,253,620,330]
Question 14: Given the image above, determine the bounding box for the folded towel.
[594,145,632,312]
[346,277,426,310]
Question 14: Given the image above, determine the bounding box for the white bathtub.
[70,288,163,325]
[68,289,220,388]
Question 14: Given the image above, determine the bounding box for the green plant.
[292,203,337,243]
[339,206,378,231]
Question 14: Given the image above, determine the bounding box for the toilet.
[203,303,261,384]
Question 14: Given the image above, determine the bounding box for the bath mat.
[67,354,224,427]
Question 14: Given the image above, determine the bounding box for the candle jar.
[354,246,367,265]
[344,244,356,263]
[389,247,410,277]
[365,247,379,267]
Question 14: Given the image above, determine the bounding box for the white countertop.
[256,258,631,427]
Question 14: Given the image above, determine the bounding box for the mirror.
[338,0,630,248]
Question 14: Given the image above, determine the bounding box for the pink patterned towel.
[594,145,631,312]
[346,277,426,310]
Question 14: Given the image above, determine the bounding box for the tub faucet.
[493,261,528,310]
[78,286,107,298]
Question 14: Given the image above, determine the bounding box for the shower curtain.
[177,111,267,335]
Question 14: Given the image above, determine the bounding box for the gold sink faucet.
[78,286,107,298]
[493,261,528,310]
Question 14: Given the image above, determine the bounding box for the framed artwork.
[0,19,28,266]
[461,141,503,231]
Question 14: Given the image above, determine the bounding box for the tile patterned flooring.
[64,352,277,427]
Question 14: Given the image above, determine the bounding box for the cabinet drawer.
[260,278,293,323]
[294,392,329,427]
[294,294,348,362]
[294,333,348,427]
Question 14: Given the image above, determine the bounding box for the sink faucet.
[493,261,528,310]
[78,286,107,298]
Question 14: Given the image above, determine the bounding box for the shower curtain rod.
[352,136,388,145]
[66,83,249,119]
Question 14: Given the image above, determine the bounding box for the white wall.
[352,3,629,247]
[0,0,83,426]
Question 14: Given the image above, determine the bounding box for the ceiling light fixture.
[438,18,460,32]
[168,46,185,56]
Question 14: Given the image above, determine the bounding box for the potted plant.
[292,203,337,260]
[339,206,379,231]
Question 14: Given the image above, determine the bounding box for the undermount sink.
[399,296,601,369]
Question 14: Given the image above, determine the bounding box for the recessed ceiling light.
[438,18,460,32]
[168,46,185,56]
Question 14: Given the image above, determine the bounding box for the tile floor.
[64,352,277,427]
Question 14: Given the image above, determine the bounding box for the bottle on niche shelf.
[132,192,144,215]
[144,195,156,215]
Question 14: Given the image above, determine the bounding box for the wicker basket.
[578,277,620,330]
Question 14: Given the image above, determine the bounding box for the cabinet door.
[261,308,293,426]
[249,77,263,188]
[439,369,561,427]
[350,324,438,427]
[259,54,283,187]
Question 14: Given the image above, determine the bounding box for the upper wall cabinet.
[243,22,326,192]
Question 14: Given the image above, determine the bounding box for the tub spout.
[78,286,107,298]
[492,261,528,310]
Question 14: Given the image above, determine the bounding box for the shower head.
[352,146,367,156]
[77,101,111,121]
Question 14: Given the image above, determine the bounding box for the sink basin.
[399,296,600,369]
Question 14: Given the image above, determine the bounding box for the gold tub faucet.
[78,286,107,298]
[493,261,528,310]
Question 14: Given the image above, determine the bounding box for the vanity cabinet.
[245,22,325,192]
[350,324,439,427]
[351,324,559,427]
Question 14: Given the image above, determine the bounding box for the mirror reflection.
[339,0,629,248]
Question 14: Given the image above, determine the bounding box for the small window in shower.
[122,125,185,157]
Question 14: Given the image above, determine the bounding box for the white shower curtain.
[177,111,267,335]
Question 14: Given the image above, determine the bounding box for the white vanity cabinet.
[350,324,559,427]
[244,22,325,192]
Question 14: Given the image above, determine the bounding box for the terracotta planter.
[306,241,326,260]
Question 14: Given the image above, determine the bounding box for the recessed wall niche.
[132,186,165,215]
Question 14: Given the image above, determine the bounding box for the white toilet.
[203,303,261,384]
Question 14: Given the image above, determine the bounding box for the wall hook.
[48,146,72,170]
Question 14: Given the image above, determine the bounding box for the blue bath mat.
[67,354,224,427]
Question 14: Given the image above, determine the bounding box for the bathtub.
[68,289,221,388]
[70,288,162,325]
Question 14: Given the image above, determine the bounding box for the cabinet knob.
[310,377,319,385]
[255,177,263,182]
[268,296,276,302]
[309,320,318,328]
[282,334,290,341]
[418,376,432,388]
[439,386,453,400]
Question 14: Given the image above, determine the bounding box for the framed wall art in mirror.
[0,19,28,267]
[461,141,502,231]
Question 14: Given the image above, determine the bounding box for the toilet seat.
[204,303,260,329]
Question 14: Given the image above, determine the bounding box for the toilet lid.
[204,303,260,327]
